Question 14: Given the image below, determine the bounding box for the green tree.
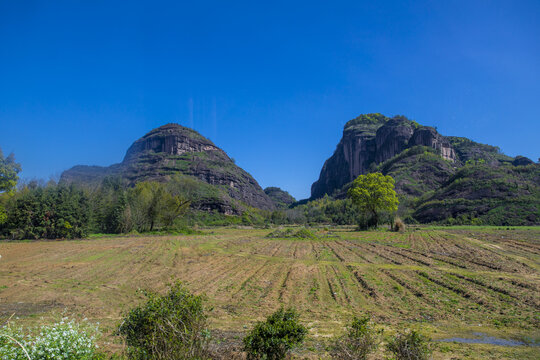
[0,147,21,194]
[126,181,190,232]
[0,148,22,224]
[347,172,398,229]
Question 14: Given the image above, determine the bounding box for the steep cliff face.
[61,123,275,211]
[311,114,388,199]
[374,118,415,163]
[311,114,458,199]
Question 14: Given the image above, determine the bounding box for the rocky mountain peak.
[311,114,458,199]
[61,123,275,211]
[122,123,221,164]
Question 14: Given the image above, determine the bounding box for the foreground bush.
[0,318,100,360]
[386,330,431,360]
[243,307,307,360]
[331,316,380,360]
[118,282,210,360]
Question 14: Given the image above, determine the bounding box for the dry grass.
[0,226,539,359]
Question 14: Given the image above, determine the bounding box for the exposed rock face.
[311,114,457,199]
[409,127,456,161]
[61,123,275,211]
[264,187,296,208]
[374,119,415,163]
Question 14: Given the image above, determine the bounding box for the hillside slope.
[414,164,540,225]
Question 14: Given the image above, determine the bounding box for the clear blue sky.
[1,1,539,199]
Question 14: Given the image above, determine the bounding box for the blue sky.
[1,0,539,199]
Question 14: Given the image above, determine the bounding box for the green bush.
[243,307,307,360]
[386,330,431,360]
[331,316,380,360]
[118,282,210,360]
[0,318,100,360]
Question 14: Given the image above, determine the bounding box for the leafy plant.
[118,281,210,360]
[243,307,307,360]
[386,330,431,360]
[0,318,100,360]
[331,315,380,360]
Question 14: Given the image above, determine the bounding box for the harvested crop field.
[1,226,539,359]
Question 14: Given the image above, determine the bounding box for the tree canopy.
[347,172,399,228]
[0,147,21,194]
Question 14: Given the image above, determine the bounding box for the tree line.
[1,148,400,239]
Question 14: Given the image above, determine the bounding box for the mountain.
[61,123,275,211]
[264,187,296,208]
[311,114,457,199]
[311,113,539,225]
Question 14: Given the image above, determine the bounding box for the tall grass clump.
[0,318,100,360]
[393,217,406,232]
[386,330,431,360]
[331,315,381,360]
[118,281,210,360]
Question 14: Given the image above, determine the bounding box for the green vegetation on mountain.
[447,136,513,165]
[344,113,390,134]
[414,163,540,225]
[376,146,456,197]
[264,187,296,208]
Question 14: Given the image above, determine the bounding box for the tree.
[0,148,21,226]
[347,172,398,229]
[0,147,21,194]
[126,181,190,232]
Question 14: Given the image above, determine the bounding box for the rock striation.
[61,123,275,211]
[311,114,457,199]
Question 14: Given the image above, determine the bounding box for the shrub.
[393,217,406,232]
[331,316,380,360]
[0,318,100,360]
[243,307,307,360]
[118,282,210,360]
[386,330,431,360]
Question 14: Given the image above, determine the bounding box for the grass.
[0,226,539,359]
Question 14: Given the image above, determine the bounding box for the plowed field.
[1,227,539,359]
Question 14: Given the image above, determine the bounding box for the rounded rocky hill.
[61,123,275,211]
